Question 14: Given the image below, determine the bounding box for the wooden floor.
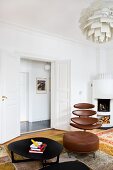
[4,126,110,146]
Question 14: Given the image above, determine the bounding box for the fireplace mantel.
[92,78,113,128]
[93,79,113,99]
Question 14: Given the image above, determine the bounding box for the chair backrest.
[70,103,102,130]
[72,110,96,117]
[74,103,95,109]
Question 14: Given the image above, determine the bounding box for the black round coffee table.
[39,161,90,170]
[8,137,63,166]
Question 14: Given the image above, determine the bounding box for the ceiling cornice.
[0,19,99,48]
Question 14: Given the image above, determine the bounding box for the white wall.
[97,46,113,74]
[70,44,98,107]
[0,22,99,111]
[20,59,51,122]
[104,49,113,74]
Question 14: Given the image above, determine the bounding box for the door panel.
[20,72,29,121]
[0,51,20,143]
[51,60,71,130]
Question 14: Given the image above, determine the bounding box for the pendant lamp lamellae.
[79,0,113,43]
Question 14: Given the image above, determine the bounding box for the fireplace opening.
[98,99,110,112]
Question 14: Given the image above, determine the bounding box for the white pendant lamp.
[79,0,113,43]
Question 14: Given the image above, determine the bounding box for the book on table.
[29,140,47,154]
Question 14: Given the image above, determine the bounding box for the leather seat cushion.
[63,131,99,153]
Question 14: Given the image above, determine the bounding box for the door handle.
[0,96,7,101]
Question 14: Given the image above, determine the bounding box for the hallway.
[20,120,50,133]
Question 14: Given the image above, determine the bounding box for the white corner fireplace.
[92,74,113,128]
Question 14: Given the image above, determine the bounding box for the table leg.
[11,151,15,163]
[42,160,47,167]
[10,151,35,163]
[56,155,59,163]
[42,155,60,167]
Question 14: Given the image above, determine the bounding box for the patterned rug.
[1,128,113,170]
[10,150,113,170]
[61,151,113,170]
[96,128,113,156]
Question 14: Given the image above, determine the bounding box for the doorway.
[20,58,51,133]
[0,52,71,144]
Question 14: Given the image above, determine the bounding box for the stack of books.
[29,139,47,154]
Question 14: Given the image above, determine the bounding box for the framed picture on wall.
[36,78,47,93]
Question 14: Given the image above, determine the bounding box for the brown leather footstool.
[63,131,99,155]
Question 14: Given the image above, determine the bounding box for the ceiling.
[0,0,95,42]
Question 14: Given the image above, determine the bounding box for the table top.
[39,161,90,170]
[8,137,63,161]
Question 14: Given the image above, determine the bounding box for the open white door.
[0,51,20,143]
[51,60,71,130]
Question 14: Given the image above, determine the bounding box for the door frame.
[20,72,29,122]
[50,60,71,129]
[19,54,53,129]
[19,53,71,130]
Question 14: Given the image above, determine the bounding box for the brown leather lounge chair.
[63,103,102,157]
